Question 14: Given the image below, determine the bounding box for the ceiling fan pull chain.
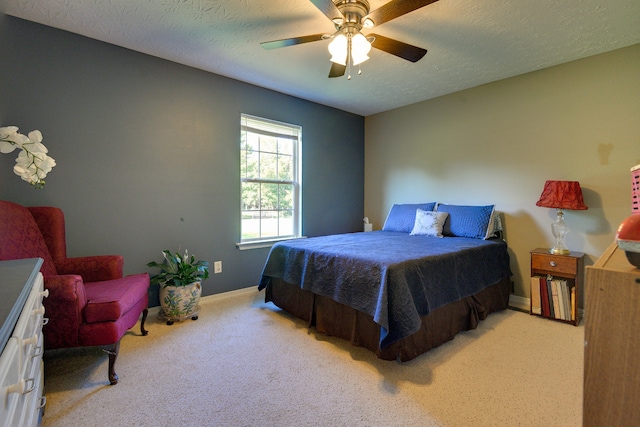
[347,36,352,79]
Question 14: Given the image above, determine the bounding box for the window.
[240,114,302,244]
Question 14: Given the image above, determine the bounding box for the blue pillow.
[382,203,437,233]
[435,204,495,239]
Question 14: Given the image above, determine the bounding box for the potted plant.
[147,249,210,325]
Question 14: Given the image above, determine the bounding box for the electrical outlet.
[214,261,222,274]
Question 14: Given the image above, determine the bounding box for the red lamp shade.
[536,181,588,210]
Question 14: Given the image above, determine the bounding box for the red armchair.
[0,200,149,385]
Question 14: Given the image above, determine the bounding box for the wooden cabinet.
[530,248,584,326]
[0,258,47,427]
[583,242,640,427]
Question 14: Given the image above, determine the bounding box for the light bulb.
[328,34,347,65]
[351,33,371,66]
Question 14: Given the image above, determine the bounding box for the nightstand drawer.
[531,252,578,276]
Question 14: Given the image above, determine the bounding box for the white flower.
[0,126,29,153]
[23,130,48,153]
[1,126,56,188]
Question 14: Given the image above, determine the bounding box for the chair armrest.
[55,255,124,282]
[43,274,87,349]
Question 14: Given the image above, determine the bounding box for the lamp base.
[549,247,570,255]
[550,209,570,256]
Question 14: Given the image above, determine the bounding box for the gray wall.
[0,15,365,305]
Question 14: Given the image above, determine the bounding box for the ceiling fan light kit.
[261,0,439,79]
[328,32,371,66]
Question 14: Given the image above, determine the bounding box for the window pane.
[279,210,293,236]
[243,150,259,180]
[278,138,293,156]
[241,211,259,240]
[260,152,278,179]
[278,184,293,210]
[278,154,293,181]
[260,183,278,209]
[260,211,278,238]
[241,182,259,210]
[260,135,278,154]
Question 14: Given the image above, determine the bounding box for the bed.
[258,202,512,361]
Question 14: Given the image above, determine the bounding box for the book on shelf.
[546,277,555,318]
[561,280,571,321]
[551,279,562,320]
[530,276,542,314]
[552,279,573,321]
[570,286,576,321]
[539,276,550,317]
[561,281,567,319]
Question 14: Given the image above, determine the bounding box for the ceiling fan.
[261,0,440,79]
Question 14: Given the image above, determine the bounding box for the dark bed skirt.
[264,276,511,361]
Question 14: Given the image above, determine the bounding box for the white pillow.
[410,209,449,238]
[484,209,502,239]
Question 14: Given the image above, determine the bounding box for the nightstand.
[530,248,584,325]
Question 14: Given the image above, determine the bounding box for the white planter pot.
[158,281,202,324]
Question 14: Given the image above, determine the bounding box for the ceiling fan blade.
[261,34,327,50]
[369,34,427,62]
[328,62,346,78]
[364,0,440,27]
[309,0,344,22]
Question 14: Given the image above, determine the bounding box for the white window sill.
[236,236,306,251]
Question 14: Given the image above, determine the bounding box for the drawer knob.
[21,335,38,347]
[7,378,36,395]
[6,379,25,395]
[550,261,557,267]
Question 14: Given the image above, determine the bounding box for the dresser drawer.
[13,275,46,342]
[531,252,579,276]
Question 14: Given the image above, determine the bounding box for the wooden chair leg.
[140,308,149,336]
[102,340,120,385]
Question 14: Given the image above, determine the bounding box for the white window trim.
[235,236,306,251]
[239,114,302,247]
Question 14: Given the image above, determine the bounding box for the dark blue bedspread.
[259,231,511,348]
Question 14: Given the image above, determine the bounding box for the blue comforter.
[259,231,511,348]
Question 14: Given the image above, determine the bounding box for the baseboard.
[509,294,530,312]
[147,286,257,317]
[201,285,258,303]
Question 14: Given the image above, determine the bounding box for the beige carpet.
[42,288,583,427]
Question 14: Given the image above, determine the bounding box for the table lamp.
[536,180,588,255]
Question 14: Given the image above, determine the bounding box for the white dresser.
[0,259,47,427]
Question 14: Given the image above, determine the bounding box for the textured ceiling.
[4,0,640,116]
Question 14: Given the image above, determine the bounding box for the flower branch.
[0,126,56,188]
